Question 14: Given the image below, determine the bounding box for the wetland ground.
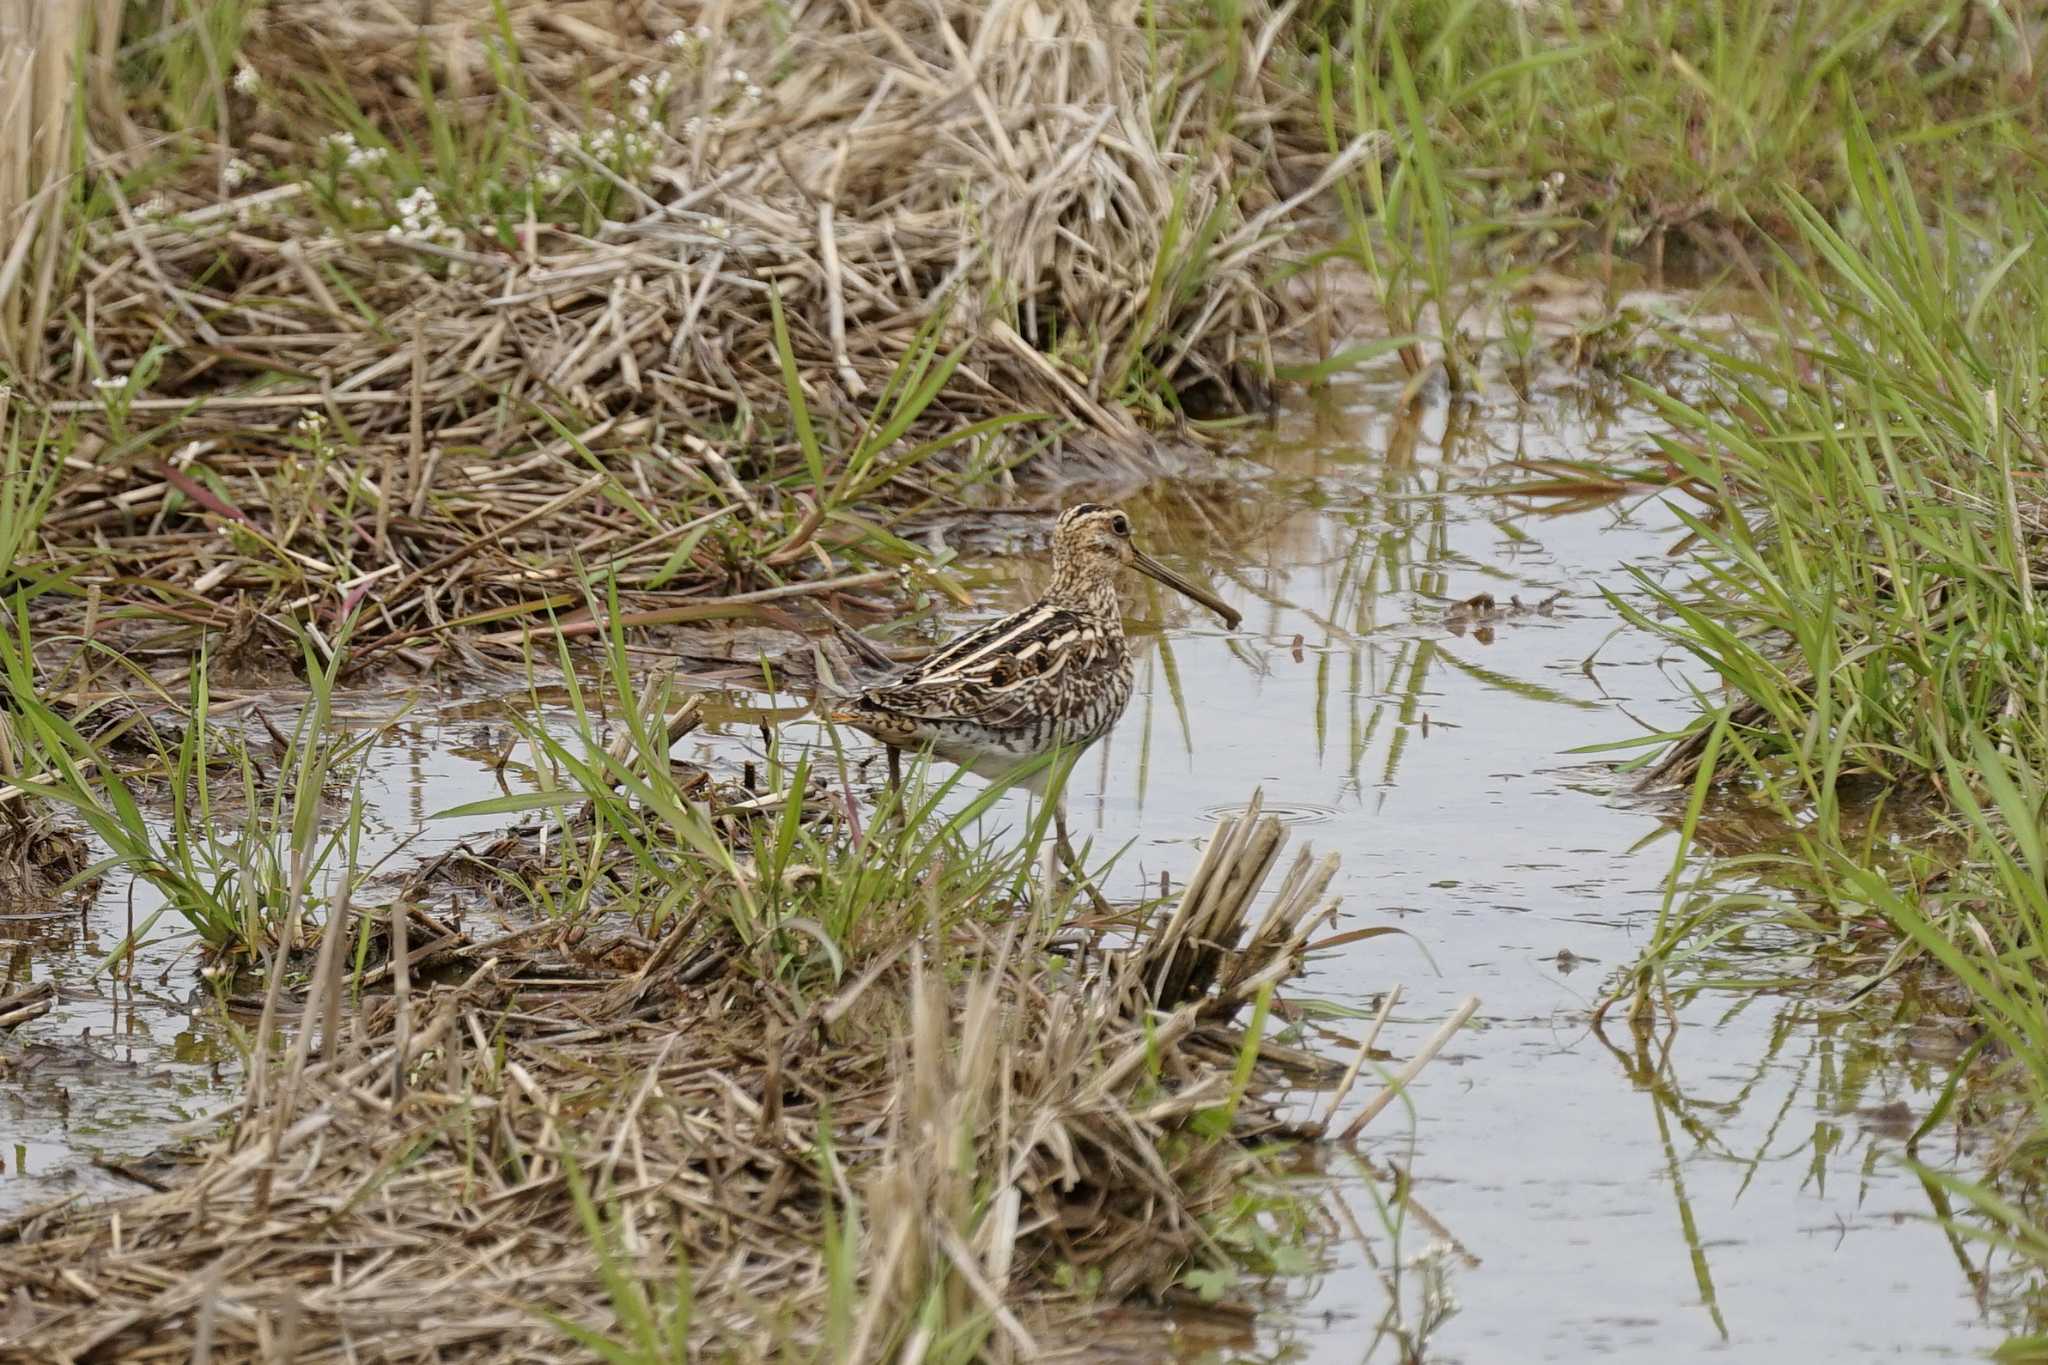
[9,1,2048,1361]
[6,355,2030,1361]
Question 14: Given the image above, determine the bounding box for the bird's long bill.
[1132,547,1242,630]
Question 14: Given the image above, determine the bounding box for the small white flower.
[534,166,568,195]
[136,194,169,219]
[398,185,436,214]
[664,29,690,49]
[743,81,763,101]
[233,64,260,95]
[222,156,255,190]
[91,374,130,391]
[692,23,711,40]
[324,130,388,171]
[295,411,327,436]
[725,67,748,85]
[387,185,458,244]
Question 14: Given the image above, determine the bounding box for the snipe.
[831,503,1240,894]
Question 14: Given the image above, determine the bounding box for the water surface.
[1098,374,2010,1363]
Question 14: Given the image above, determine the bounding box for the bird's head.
[1050,504,1240,630]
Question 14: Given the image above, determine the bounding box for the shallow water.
[0,364,2023,1360]
[1106,378,2017,1363]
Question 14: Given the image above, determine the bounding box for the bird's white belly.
[929,728,1085,787]
[921,709,1117,789]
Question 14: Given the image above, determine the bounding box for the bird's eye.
[1110,515,1130,536]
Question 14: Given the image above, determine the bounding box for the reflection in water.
[1047,372,2020,1361]
[0,364,2032,1361]
[1595,1017,1731,1342]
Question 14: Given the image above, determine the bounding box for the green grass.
[1588,97,2048,1335]
[1613,105,2048,850]
[1272,0,2044,393]
[545,1146,697,1365]
[430,583,1082,993]
[120,0,257,139]
[0,609,369,965]
[0,394,65,597]
[1343,0,2035,238]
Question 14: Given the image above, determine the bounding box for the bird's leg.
[1053,798,1111,915]
[886,745,904,827]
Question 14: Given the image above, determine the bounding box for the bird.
[829,503,1241,899]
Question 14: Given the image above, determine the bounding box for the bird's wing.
[860,605,1103,725]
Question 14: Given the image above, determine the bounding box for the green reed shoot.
[546,1146,694,1365]
[0,397,65,596]
[0,617,368,962]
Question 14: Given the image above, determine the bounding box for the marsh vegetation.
[8,0,2048,1360]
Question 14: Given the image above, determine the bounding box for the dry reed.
[0,0,120,377]
[10,0,1354,682]
[0,796,1433,1363]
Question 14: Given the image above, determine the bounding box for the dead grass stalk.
[12,0,1349,678]
[0,793,1428,1362]
[0,0,118,377]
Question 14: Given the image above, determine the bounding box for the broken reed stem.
[0,981,55,1030]
[318,878,348,1067]
[1341,994,1482,1142]
[1314,983,1402,1136]
[389,899,409,1103]
[1131,787,1344,1014]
